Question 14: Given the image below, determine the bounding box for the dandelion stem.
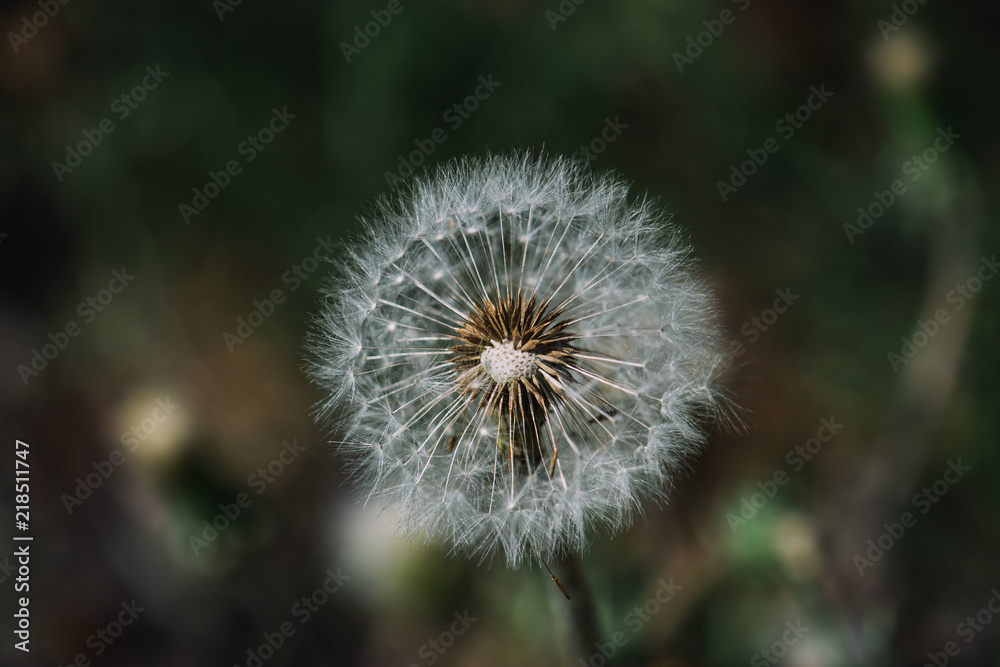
[548,556,599,663]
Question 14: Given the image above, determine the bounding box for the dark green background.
[2,0,998,665]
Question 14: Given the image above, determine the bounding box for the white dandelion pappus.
[311,153,731,568]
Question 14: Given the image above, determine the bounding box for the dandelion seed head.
[309,153,734,567]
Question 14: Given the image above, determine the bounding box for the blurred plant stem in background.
[825,28,983,664]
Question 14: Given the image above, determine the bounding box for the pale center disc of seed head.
[480,340,536,384]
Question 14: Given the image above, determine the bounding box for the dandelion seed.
[309,153,734,567]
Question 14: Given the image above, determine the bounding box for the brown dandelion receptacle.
[450,292,581,475]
